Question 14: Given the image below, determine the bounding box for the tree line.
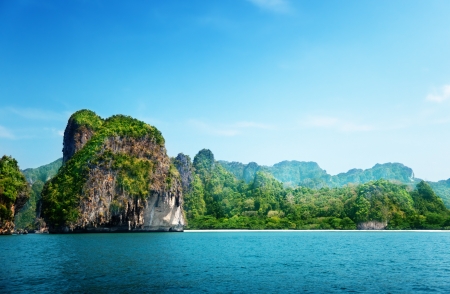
[176,149,450,230]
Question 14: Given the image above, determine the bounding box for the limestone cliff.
[173,153,194,193]
[357,221,387,230]
[42,111,185,233]
[0,156,30,234]
[62,110,103,164]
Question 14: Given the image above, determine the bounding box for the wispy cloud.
[426,85,450,103]
[1,107,70,121]
[304,116,375,133]
[246,0,292,14]
[189,119,275,137]
[0,125,14,139]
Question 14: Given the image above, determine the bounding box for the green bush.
[0,156,29,222]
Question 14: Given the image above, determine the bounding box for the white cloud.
[304,116,375,133]
[189,119,275,137]
[246,0,292,14]
[0,125,14,139]
[426,85,450,103]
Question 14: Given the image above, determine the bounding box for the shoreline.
[184,229,450,233]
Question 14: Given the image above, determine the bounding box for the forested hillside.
[177,150,450,230]
[429,180,450,208]
[15,158,62,230]
[22,158,62,184]
[219,160,416,188]
[220,159,450,208]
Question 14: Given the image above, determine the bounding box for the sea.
[1,231,450,293]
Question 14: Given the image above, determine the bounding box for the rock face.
[62,110,101,164]
[42,111,185,233]
[0,190,29,234]
[173,153,194,193]
[357,221,387,230]
[0,156,30,234]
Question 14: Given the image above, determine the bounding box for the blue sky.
[1,0,450,181]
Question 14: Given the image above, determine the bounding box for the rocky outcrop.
[193,149,216,181]
[42,112,185,233]
[63,118,96,164]
[0,190,29,234]
[357,221,387,230]
[72,137,184,233]
[173,153,194,193]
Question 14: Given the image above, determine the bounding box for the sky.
[1,0,450,181]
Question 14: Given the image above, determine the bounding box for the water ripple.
[1,232,450,293]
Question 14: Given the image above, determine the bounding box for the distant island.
[2,109,450,234]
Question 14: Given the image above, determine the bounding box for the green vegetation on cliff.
[15,158,62,230]
[185,150,450,230]
[219,158,450,209]
[220,160,416,188]
[70,109,104,131]
[14,180,44,230]
[42,114,166,227]
[0,156,29,232]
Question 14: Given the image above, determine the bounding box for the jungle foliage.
[0,156,29,223]
[14,180,44,230]
[185,150,450,230]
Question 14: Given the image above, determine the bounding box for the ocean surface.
[1,231,450,293]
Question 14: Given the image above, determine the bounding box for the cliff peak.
[63,109,103,164]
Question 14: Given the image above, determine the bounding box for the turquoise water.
[1,231,450,293]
